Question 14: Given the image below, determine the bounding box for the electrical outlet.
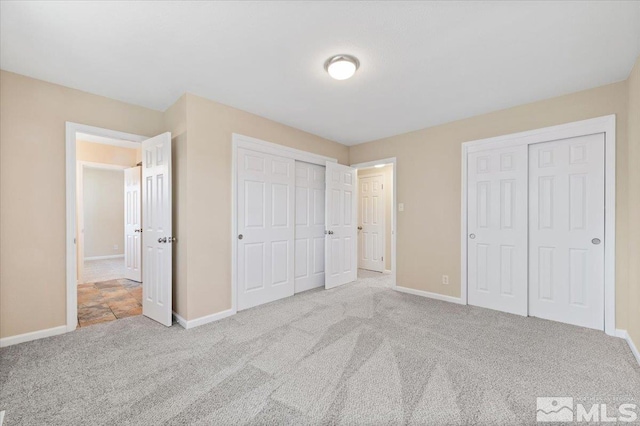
[113,244,118,251]
[442,275,449,285]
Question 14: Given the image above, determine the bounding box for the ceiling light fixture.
[325,55,359,80]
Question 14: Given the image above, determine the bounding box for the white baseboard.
[615,329,640,366]
[172,308,236,330]
[0,325,68,348]
[84,254,124,261]
[394,285,465,305]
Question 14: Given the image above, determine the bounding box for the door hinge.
[381,256,383,261]
[381,184,384,189]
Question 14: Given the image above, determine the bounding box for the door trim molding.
[66,122,146,333]
[461,115,616,336]
[351,158,397,288]
[231,133,338,313]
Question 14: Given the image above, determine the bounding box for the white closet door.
[358,174,385,272]
[237,148,295,310]
[529,134,605,330]
[325,162,357,289]
[142,133,172,327]
[124,166,142,282]
[294,161,326,293]
[467,145,528,316]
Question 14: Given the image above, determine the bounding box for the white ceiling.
[2,1,639,145]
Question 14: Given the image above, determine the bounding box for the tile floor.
[77,278,142,327]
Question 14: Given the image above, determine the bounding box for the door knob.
[326,230,334,235]
[592,238,601,245]
[238,234,243,240]
[158,237,166,243]
[357,226,363,230]
[169,237,176,243]
[469,233,476,239]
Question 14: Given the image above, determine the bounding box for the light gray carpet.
[1,270,639,425]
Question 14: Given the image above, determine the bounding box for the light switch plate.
[398,203,404,212]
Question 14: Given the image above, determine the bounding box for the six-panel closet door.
[237,148,295,311]
[467,145,528,316]
[294,161,326,293]
[528,134,605,330]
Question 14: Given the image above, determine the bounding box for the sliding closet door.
[529,134,605,330]
[294,161,326,293]
[237,148,295,311]
[467,145,528,316]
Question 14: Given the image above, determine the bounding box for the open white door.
[142,133,172,326]
[325,162,357,289]
[124,166,142,282]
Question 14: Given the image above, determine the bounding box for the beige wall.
[349,81,631,329]
[0,70,164,338]
[83,168,125,258]
[358,165,393,270]
[77,140,140,167]
[181,93,349,320]
[627,56,640,346]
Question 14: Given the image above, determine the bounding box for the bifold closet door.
[237,148,295,311]
[294,161,326,293]
[467,145,528,316]
[529,134,605,330]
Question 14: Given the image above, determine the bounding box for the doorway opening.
[351,158,397,286]
[66,124,175,331]
[75,134,143,327]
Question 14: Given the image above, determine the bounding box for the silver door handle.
[134,229,143,233]
[469,233,476,239]
[357,226,363,230]
[592,238,601,245]
[238,234,243,240]
[158,237,167,243]
[326,230,334,235]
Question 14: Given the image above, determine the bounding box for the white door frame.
[77,161,128,283]
[350,158,397,287]
[461,115,616,336]
[231,133,338,313]
[66,122,146,332]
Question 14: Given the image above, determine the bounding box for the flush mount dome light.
[325,55,359,80]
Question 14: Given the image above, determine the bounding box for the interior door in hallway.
[325,162,357,289]
[142,133,173,327]
[237,148,295,310]
[358,174,385,272]
[529,133,605,330]
[294,161,326,293]
[467,145,528,316]
[124,166,142,282]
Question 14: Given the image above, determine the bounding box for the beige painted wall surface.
[83,168,125,258]
[184,93,349,320]
[358,165,393,271]
[627,57,640,346]
[77,140,140,167]
[349,81,630,328]
[0,70,164,338]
